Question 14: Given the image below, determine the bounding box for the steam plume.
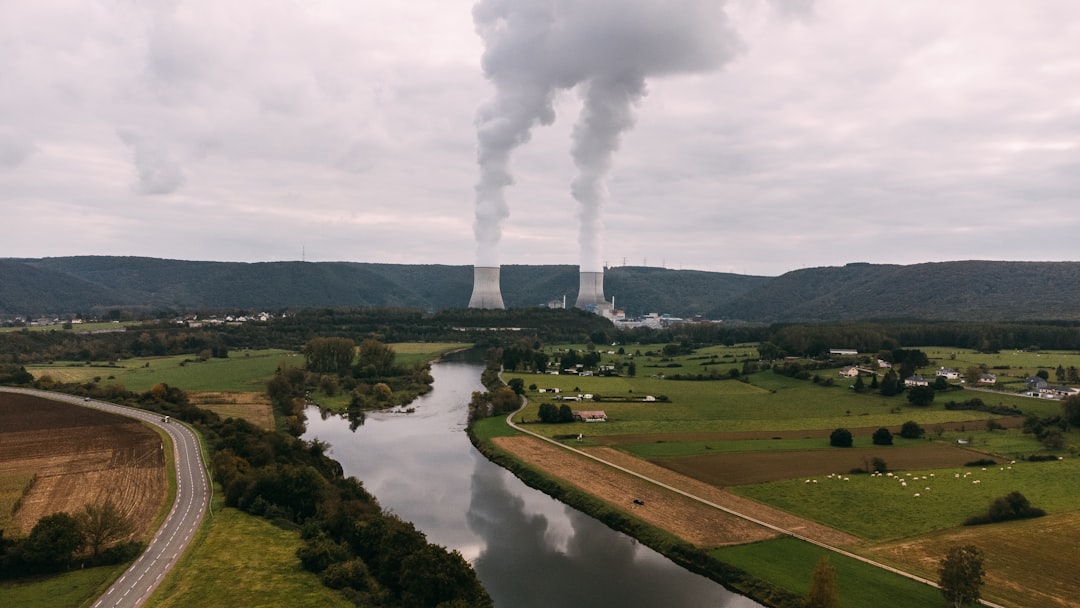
[472,0,742,271]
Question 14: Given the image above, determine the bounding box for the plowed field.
[492,436,858,548]
[0,393,165,540]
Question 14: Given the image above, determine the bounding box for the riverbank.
[467,416,805,608]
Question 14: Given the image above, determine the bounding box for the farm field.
[0,393,166,538]
[27,348,295,393]
[498,343,1080,607]
[0,563,128,608]
[189,391,276,431]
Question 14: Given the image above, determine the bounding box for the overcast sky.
[2,1,1078,277]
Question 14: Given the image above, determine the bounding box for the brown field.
[492,436,858,548]
[866,511,1080,608]
[189,391,275,431]
[654,444,996,486]
[0,394,166,541]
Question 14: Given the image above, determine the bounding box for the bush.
[829,428,853,448]
[872,427,893,445]
[964,459,997,467]
[899,420,925,439]
[964,491,1046,526]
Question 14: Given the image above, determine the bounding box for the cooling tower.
[468,266,505,309]
[574,270,607,309]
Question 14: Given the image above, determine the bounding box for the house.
[936,367,960,380]
[573,410,607,422]
[905,375,929,387]
[877,359,893,369]
[1039,385,1080,399]
[1026,376,1049,391]
[830,349,858,356]
[978,373,997,385]
[839,366,860,378]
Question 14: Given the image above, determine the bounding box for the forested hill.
[3,257,1080,322]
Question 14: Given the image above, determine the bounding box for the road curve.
[502,396,1008,608]
[0,388,210,608]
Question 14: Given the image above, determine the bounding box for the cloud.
[117,130,186,195]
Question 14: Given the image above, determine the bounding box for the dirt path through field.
[492,435,858,548]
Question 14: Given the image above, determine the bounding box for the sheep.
[914,493,921,497]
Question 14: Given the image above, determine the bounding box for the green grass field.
[732,458,1080,542]
[0,564,129,608]
[712,537,945,608]
[28,349,295,393]
[152,500,352,608]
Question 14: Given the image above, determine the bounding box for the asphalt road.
[0,388,210,608]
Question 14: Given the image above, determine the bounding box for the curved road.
[0,388,210,608]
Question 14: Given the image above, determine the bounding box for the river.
[302,357,761,608]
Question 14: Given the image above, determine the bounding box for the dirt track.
[492,435,859,548]
[0,393,165,539]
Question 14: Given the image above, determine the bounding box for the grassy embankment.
[151,495,353,608]
[498,344,1080,608]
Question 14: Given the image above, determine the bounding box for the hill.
[2,257,1080,322]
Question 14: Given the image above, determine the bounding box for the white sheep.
[914,493,921,497]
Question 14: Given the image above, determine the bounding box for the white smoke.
[472,0,743,269]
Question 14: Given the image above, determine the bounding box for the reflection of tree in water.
[346,407,365,431]
[466,460,750,608]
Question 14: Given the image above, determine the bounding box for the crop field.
[189,391,275,431]
[498,343,1080,607]
[0,393,166,538]
[0,471,34,532]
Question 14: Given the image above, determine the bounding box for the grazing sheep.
[914,493,920,497]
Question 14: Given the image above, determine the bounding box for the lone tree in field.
[79,499,132,558]
[907,385,935,406]
[872,427,893,445]
[899,420,925,439]
[938,544,985,608]
[829,428,853,448]
[805,556,839,608]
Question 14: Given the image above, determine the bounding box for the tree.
[829,428,853,448]
[357,338,396,377]
[938,545,985,608]
[507,378,525,395]
[852,374,866,393]
[537,403,559,423]
[907,385,935,406]
[21,512,85,571]
[303,337,356,375]
[1062,394,1080,427]
[557,404,574,423]
[872,427,893,445]
[78,500,132,558]
[372,383,392,402]
[899,420,925,439]
[879,369,899,396]
[805,556,839,608]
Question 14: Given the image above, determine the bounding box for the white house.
[978,373,997,385]
[905,375,929,387]
[839,366,860,378]
[936,367,960,380]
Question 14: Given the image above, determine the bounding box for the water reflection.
[303,360,761,608]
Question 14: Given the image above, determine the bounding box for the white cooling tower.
[468,266,505,309]
[574,270,607,309]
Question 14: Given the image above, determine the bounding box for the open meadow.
[501,343,1080,607]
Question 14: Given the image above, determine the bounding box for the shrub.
[872,427,893,445]
[964,491,1046,526]
[964,459,997,467]
[829,428,853,448]
[899,420,925,439]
